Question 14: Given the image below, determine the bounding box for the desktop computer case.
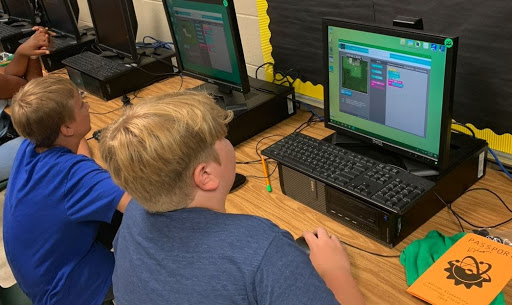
[227,77,295,146]
[278,133,488,247]
[65,48,175,101]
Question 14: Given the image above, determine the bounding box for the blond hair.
[100,91,233,213]
[11,76,77,148]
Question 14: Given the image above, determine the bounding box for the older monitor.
[3,0,35,23]
[323,18,458,170]
[86,0,138,60]
[40,0,80,40]
[163,0,250,94]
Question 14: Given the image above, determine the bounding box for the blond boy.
[101,92,364,305]
[4,77,130,305]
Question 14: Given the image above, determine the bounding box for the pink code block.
[371,80,385,89]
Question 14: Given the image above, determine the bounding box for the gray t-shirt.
[113,201,340,305]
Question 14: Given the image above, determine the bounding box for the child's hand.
[303,227,352,278]
[17,27,55,57]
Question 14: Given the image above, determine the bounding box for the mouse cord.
[340,240,401,258]
[434,189,512,231]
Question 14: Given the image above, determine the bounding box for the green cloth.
[400,230,506,305]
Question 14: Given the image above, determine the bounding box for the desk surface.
[53,72,512,304]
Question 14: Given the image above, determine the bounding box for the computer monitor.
[3,0,35,23]
[162,0,250,94]
[40,0,80,40]
[323,18,458,170]
[86,0,138,60]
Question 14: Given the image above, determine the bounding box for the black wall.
[268,0,512,134]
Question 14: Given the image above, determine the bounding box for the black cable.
[274,68,300,87]
[89,107,123,115]
[294,113,322,133]
[255,62,274,80]
[135,65,179,77]
[340,240,401,258]
[452,122,476,138]
[435,189,512,230]
[434,192,465,232]
[139,52,178,70]
[255,135,284,158]
[177,73,184,91]
[463,188,512,213]
[245,162,279,179]
[90,44,103,54]
[236,158,271,165]
[488,158,512,173]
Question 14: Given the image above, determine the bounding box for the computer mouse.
[229,173,246,192]
[295,236,310,255]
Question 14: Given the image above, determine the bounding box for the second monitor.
[162,0,296,146]
[163,0,251,106]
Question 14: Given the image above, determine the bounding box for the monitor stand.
[326,132,440,177]
[188,82,251,117]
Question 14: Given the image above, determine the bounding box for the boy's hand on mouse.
[304,227,352,278]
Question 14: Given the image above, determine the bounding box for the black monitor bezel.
[3,0,35,24]
[86,0,139,60]
[40,0,81,40]
[322,17,458,170]
[162,0,250,94]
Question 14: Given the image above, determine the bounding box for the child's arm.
[76,138,132,213]
[304,228,366,305]
[116,192,131,213]
[4,27,50,78]
[24,56,43,81]
[0,73,27,99]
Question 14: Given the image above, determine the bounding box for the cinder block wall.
[76,0,264,78]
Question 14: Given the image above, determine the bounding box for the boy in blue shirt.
[3,77,131,305]
[100,92,365,305]
[1,26,53,182]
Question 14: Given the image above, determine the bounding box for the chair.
[0,284,32,305]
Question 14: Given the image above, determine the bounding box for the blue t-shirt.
[3,140,125,305]
[113,201,340,305]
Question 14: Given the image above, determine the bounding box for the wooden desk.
[57,72,512,304]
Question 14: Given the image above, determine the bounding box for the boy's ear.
[193,162,219,191]
[60,123,75,137]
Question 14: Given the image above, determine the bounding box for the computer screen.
[40,0,80,40]
[323,18,458,169]
[163,0,250,93]
[4,0,35,23]
[86,0,138,59]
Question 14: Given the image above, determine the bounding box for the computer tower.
[277,132,488,247]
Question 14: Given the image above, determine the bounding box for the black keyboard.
[0,23,21,38]
[62,51,133,81]
[19,36,77,51]
[261,132,435,214]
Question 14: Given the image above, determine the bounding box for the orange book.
[407,233,512,305]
